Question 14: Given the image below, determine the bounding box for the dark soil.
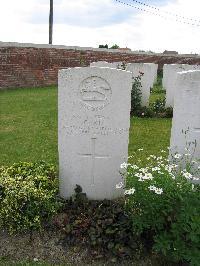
[0,228,175,266]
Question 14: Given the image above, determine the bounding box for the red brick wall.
[0,43,200,89]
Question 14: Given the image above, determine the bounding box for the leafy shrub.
[132,99,173,118]
[165,107,173,118]
[54,185,140,259]
[134,106,155,118]
[120,151,200,265]
[0,161,61,233]
[151,98,166,113]
[131,72,143,115]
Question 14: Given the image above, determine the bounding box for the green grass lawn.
[0,87,58,166]
[0,87,171,166]
[149,91,166,104]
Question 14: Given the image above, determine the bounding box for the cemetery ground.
[0,86,199,266]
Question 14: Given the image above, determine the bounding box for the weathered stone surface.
[170,70,200,164]
[58,67,132,200]
[126,63,156,106]
[90,61,123,69]
[163,64,200,107]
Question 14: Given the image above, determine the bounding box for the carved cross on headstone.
[79,137,109,185]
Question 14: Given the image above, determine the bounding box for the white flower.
[171,174,176,179]
[149,185,157,191]
[184,153,191,157]
[150,155,156,159]
[142,173,153,180]
[138,148,143,151]
[124,188,135,195]
[174,153,181,159]
[158,171,164,175]
[135,173,143,178]
[148,185,163,194]
[138,177,144,182]
[155,188,163,194]
[137,173,154,181]
[140,167,149,173]
[182,172,193,179]
[152,167,160,172]
[116,182,123,189]
[33,258,39,262]
[131,164,139,170]
[120,162,129,169]
[165,164,178,173]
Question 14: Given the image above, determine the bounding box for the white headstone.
[58,67,132,200]
[163,64,200,107]
[145,63,158,86]
[126,63,155,106]
[90,61,124,69]
[170,70,200,165]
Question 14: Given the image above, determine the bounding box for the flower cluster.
[118,148,200,198]
[120,149,200,266]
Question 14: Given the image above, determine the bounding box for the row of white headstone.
[91,61,158,106]
[92,61,200,109]
[163,64,200,107]
[58,64,200,201]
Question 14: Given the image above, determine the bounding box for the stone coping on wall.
[0,41,199,58]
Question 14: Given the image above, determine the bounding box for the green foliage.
[98,44,119,49]
[110,44,120,49]
[98,44,108,49]
[123,151,200,265]
[165,107,173,118]
[133,106,154,118]
[131,73,143,115]
[133,105,173,119]
[151,70,164,94]
[150,98,166,114]
[0,161,61,233]
[54,186,140,258]
[133,95,173,118]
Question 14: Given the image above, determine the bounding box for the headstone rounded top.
[176,69,200,83]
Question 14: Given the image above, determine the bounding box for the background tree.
[110,44,120,49]
[98,44,108,49]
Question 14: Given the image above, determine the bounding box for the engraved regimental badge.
[79,76,112,111]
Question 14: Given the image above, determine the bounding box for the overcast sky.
[0,0,200,54]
